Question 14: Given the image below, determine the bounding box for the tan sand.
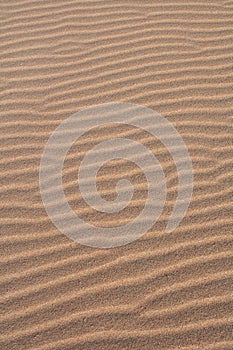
[0,0,233,349]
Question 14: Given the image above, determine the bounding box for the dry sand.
[1,0,233,349]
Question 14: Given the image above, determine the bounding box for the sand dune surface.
[1,0,233,349]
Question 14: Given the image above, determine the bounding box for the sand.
[1,0,233,349]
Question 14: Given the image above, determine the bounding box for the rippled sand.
[1,0,233,349]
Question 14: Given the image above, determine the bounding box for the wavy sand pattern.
[1,0,233,349]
